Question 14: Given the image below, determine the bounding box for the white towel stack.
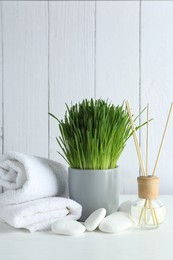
[0,152,82,232]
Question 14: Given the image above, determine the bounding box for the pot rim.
[68,167,119,173]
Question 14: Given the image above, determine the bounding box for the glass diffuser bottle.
[126,100,173,230]
[131,176,166,229]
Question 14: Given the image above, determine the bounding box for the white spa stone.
[118,200,133,215]
[51,220,86,236]
[85,208,106,231]
[99,212,133,233]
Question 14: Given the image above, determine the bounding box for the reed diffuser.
[126,100,173,229]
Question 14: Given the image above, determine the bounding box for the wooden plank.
[2,1,48,157]
[49,1,95,162]
[0,3,2,193]
[0,2,2,156]
[96,1,140,193]
[141,1,173,194]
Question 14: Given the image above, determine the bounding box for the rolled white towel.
[0,152,68,205]
[0,197,82,232]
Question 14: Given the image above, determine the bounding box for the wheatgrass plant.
[49,99,144,170]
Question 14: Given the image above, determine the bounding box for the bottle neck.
[137,176,159,200]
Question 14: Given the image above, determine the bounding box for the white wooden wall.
[0,1,173,194]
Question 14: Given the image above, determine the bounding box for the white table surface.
[0,195,173,260]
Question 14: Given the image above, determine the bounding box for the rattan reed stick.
[126,100,146,176]
[146,104,149,176]
[138,199,159,226]
[138,199,147,224]
[152,103,173,176]
[151,200,159,225]
[149,200,156,225]
[144,199,148,224]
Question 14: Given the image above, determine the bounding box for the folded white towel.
[0,152,68,205]
[0,197,82,232]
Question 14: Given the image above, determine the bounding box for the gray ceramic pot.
[68,168,120,221]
